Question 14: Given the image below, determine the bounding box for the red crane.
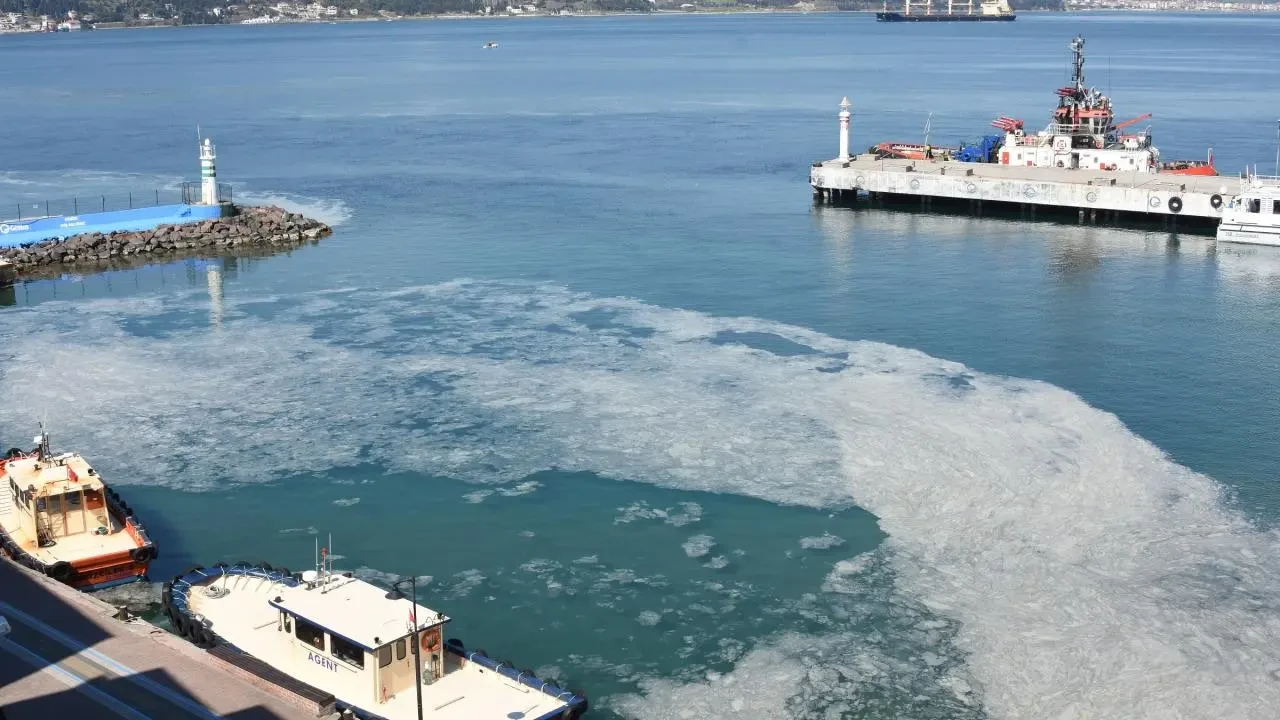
[1112,113,1153,133]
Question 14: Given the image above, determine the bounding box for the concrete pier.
[0,557,330,719]
[810,155,1240,234]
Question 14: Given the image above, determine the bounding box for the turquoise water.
[3,13,1280,719]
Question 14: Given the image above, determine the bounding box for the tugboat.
[162,543,589,719]
[870,36,1217,177]
[0,426,157,590]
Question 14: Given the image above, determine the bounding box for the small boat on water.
[0,427,156,590]
[483,41,498,49]
[162,545,589,719]
[1217,172,1280,246]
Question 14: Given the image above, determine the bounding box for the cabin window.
[1248,199,1262,213]
[332,635,366,669]
[395,639,406,662]
[377,644,393,668]
[1273,201,1280,215]
[67,492,82,508]
[295,617,326,650]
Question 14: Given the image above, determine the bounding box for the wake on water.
[1,280,1278,719]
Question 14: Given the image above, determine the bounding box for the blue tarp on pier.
[0,203,226,247]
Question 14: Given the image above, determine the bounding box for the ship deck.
[16,527,138,565]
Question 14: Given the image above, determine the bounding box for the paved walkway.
[0,559,313,720]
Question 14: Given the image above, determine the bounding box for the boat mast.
[35,423,50,461]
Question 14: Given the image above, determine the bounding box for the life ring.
[1210,194,1223,210]
[1168,196,1183,214]
[421,628,441,653]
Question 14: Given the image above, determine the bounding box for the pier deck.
[0,558,325,720]
[811,155,1240,232]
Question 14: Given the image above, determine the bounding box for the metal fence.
[6,182,232,221]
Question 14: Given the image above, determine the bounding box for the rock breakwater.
[0,205,331,276]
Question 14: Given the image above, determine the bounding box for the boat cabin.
[268,572,450,707]
[1231,180,1280,215]
[4,439,117,550]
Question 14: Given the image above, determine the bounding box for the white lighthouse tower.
[199,137,218,205]
[838,97,852,162]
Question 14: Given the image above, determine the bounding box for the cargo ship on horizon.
[877,0,1015,22]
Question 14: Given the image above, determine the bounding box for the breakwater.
[0,205,331,278]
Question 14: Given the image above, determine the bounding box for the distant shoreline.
[4,7,1277,35]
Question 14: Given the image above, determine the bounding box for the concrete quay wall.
[810,157,1241,229]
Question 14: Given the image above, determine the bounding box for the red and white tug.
[993,35,1216,176]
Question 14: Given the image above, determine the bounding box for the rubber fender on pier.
[1210,194,1223,210]
[182,615,200,642]
[1168,196,1183,214]
[130,546,152,563]
[445,637,465,653]
[47,561,73,581]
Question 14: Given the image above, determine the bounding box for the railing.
[5,183,232,222]
[181,181,232,205]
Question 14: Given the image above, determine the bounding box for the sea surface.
[3,12,1280,719]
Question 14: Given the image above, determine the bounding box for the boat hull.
[1217,223,1280,247]
[0,524,151,589]
[876,12,1015,21]
[1160,164,1218,177]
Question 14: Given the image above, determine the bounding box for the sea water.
[2,13,1280,719]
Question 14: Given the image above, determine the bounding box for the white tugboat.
[1217,173,1280,246]
[163,543,588,719]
